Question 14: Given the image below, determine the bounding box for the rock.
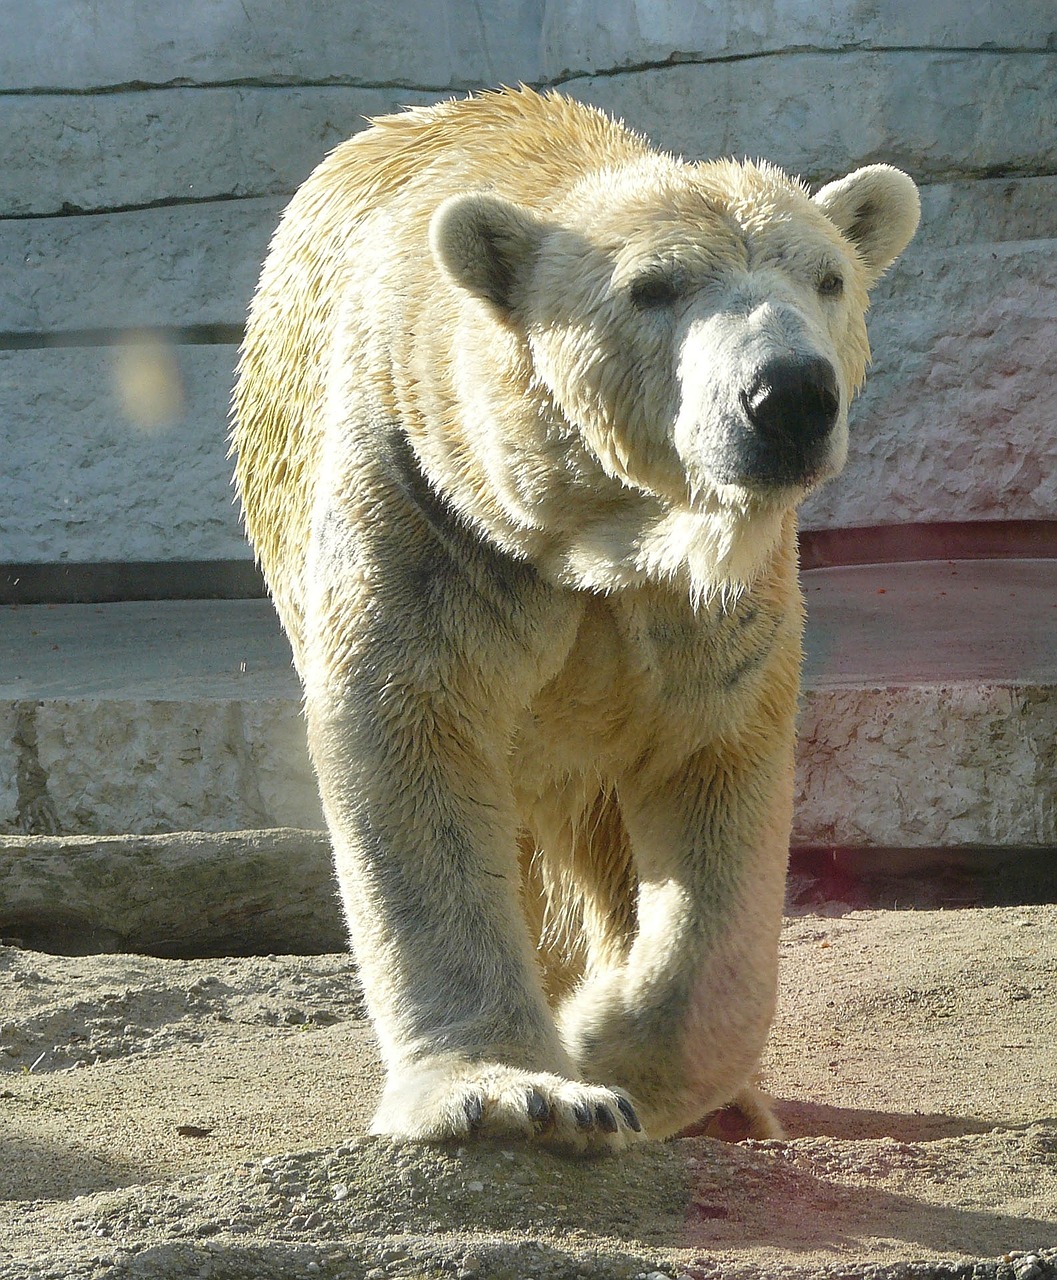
[7,92,1057,222]
[0,828,341,955]
[0,201,277,334]
[0,87,441,218]
[0,600,317,838]
[795,681,1057,849]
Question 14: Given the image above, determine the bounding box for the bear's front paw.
[370,1058,646,1153]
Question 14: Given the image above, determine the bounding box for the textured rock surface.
[7,60,1057,221]
[25,696,323,835]
[0,88,440,218]
[0,345,244,563]
[1,204,277,335]
[0,600,320,834]
[9,98,1057,222]
[795,559,1057,848]
[794,685,1057,848]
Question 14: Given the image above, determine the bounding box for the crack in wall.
[0,42,1054,99]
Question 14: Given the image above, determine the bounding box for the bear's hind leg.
[521,787,638,1005]
[679,1081,785,1142]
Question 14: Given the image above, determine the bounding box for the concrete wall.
[3,2,1056,568]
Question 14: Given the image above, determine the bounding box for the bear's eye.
[628,272,681,311]
[817,270,844,298]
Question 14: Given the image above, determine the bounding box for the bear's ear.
[429,192,544,312]
[813,165,920,284]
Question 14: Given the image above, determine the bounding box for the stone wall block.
[0,346,245,564]
[0,87,443,219]
[23,698,321,837]
[794,685,1057,848]
[5,53,1055,218]
[1,202,281,336]
[801,239,1057,529]
[564,54,1057,180]
[1,0,542,92]
[543,0,1057,78]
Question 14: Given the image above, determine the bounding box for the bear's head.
[430,156,918,600]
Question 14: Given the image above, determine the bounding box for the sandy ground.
[1,904,1056,1279]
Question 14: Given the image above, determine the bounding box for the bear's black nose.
[741,355,840,450]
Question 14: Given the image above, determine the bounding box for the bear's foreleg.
[300,477,646,1152]
[557,738,793,1140]
[307,686,646,1151]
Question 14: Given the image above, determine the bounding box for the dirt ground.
[1,903,1055,1279]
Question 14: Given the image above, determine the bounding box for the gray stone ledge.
[4,1,1054,96]
[2,577,1055,850]
[543,0,1057,78]
[7,674,1055,846]
[913,176,1057,249]
[1,200,280,335]
[0,87,442,218]
[794,684,1057,848]
[0,696,323,836]
[0,0,541,93]
[0,345,245,563]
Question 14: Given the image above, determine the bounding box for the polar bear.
[232,87,918,1152]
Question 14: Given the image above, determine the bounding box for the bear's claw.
[527,1088,550,1122]
[572,1100,593,1129]
[616,1095,642,1132]
[463,1093,484,1128]
[595,1103,618,1133]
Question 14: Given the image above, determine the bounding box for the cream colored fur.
[231,87,918,1152]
